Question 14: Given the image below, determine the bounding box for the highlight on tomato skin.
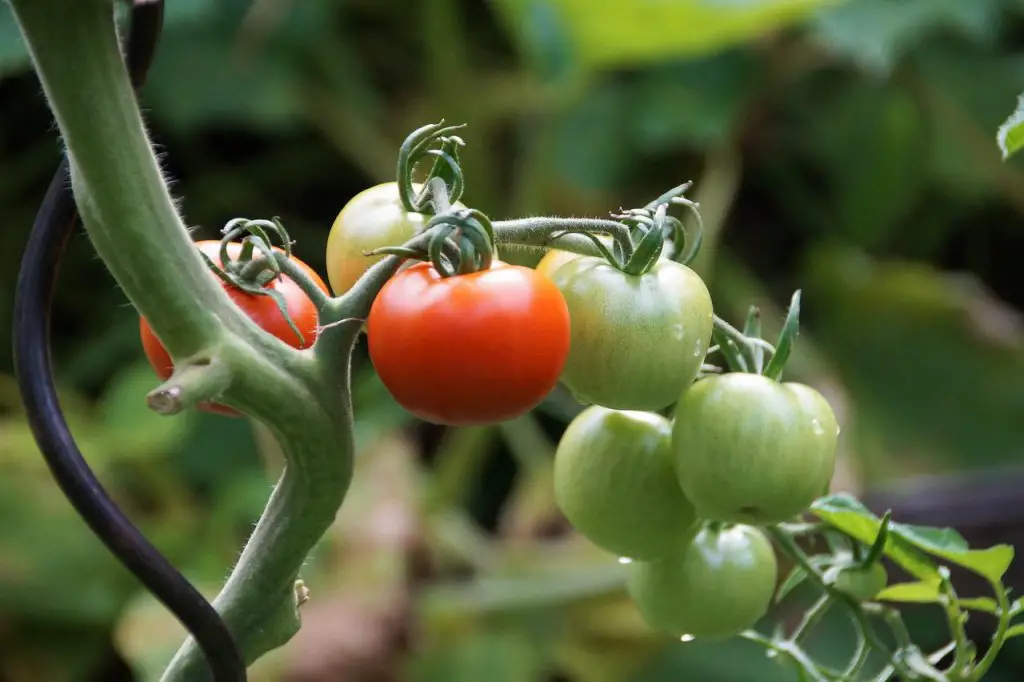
[138,240,330,417]
[365,259,571,427]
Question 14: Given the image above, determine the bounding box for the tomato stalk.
[10,3,359,679]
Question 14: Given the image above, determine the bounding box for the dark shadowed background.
[1,0,1023,680]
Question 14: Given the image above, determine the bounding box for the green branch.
[10,3,364,680]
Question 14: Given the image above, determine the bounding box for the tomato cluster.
[139,178,843,641]
[538,244,841,640]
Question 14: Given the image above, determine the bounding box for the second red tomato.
[366,260,571,426]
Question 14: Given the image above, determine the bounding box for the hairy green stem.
[493,217,634,261]
[10,3,362,679]
[768,527,917,680]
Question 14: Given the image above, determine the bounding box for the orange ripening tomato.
[366,260,571,426]
[139,240,330,416]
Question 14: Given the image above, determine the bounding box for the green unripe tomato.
[672,373,839,526]
[826,562,888,601]
[549,257,713,412]
[325,182,466,295]
[554,407,698,560]
[626,524,778,639]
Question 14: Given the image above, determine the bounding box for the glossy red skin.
[366,260,571,426]
[139,240,329,417]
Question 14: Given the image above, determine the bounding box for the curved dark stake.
[12,2,246,680]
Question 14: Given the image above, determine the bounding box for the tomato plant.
[365,260,570,426]
[325,181,465,295]
[553,406,697,560]
[548,256,713,412]
[671,372,839,526]
[139,240,329,416]
[626,524,778,639]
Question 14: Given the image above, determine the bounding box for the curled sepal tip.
[763,290,802,381]
[396,119,468,214]
[860,510,891,570]
[425,208,496,277]
[743,306,763,374]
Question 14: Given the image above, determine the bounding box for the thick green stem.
[11,0,239,357]
[11,3,361,679]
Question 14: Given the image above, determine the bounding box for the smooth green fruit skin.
[627,524,778,639]
[549,257,713,412]
[554,407,698,560]
[672,373,839,526]
[829,562,888,601]
[325,182,466,295]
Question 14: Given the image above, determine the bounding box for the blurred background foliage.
[1,0,1023,680]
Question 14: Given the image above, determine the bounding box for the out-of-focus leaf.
[915,48,1024,198]
[805,247,1024,473]
[408,629,545,682]
[554,80,632,190]
[0,470,137,625]
[98,362,196,456]
[0,4,28,79]
[795,83,928,249]
[631,51,760,150]
[812,0,1002,74]
[496,0,841,70]
[0,0,223,79]
[144,26,302,133]
[997,93,1024,160]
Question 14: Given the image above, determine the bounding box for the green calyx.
[202,217,306,345]
[708,290,802,381]
[368,179,498,279]
[552,182,705,277]
[396,120,467,214]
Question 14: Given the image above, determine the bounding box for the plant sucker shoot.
[9,2,1020,681]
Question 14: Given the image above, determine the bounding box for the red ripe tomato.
[139,240,330,416]
[366,260,571,426]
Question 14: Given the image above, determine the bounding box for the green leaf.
[876,582,998,614]
[495,0,841,70]
[1005,624,1024,640]
[810,494,939,580]
[876,580,941,604]
[812,0,1002,75]
[959,597,1000,614]
[997,93,1024,160]
[890,521,1014,584]
[810,494,1015,584]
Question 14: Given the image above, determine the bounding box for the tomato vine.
[8,2,1022,681]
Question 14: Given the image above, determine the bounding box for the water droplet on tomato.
[618,557,633,565]
[671,324,685,340]
[680,634,695,643]
[811,419,825,436]
[692,337,704,357]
